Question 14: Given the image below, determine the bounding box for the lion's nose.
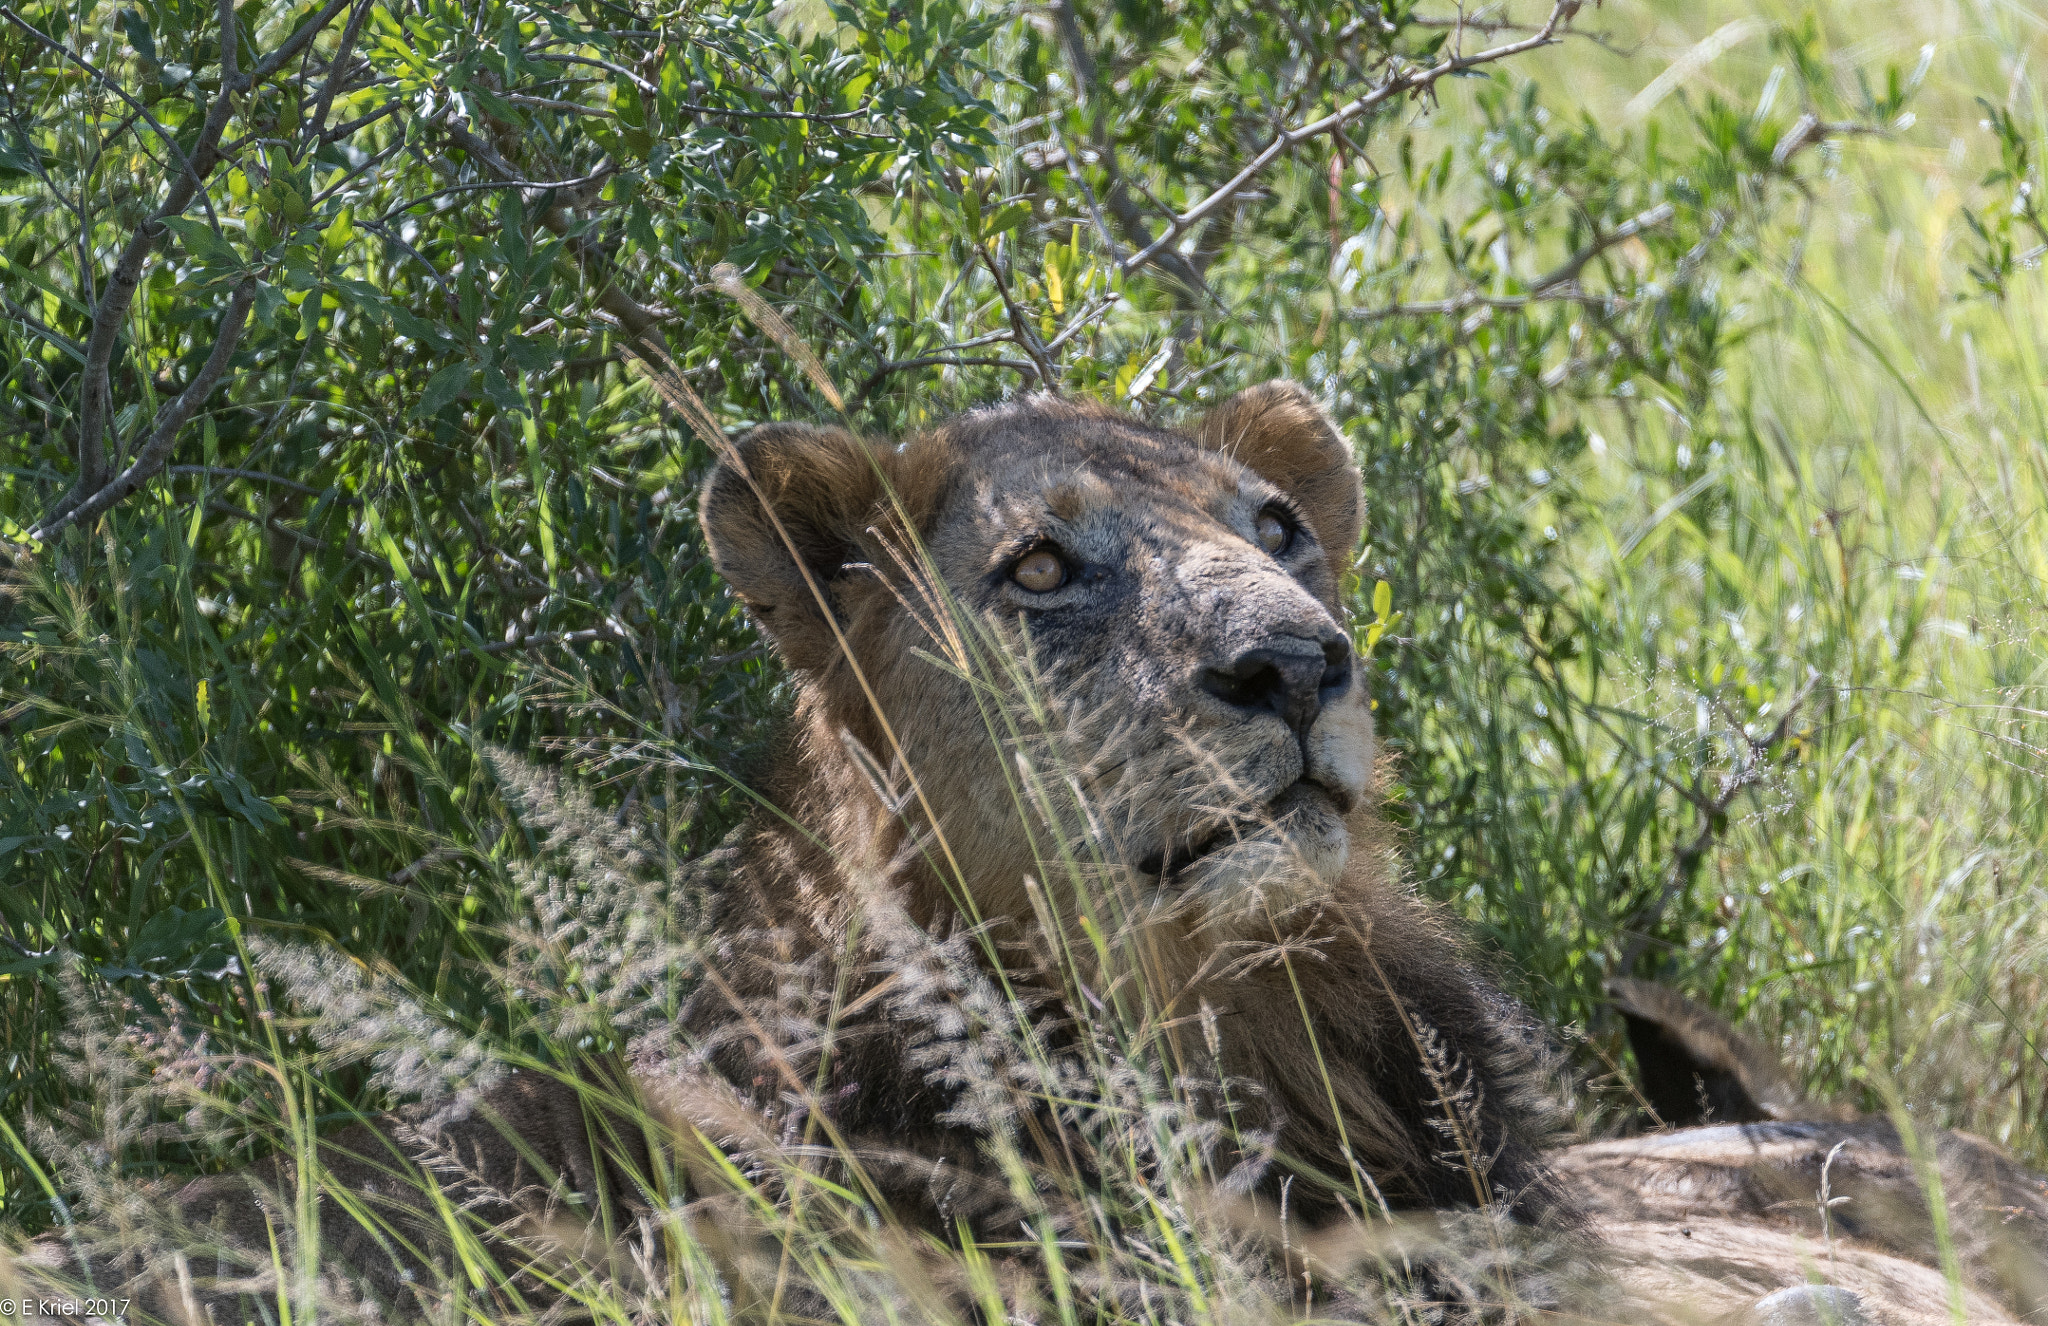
[1199,634,1352,735]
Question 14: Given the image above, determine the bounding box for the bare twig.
[1049,0,1211,301]
[16,0,251,534]
[675,100,879,126]
[441,117,688,425]
[215,0,238,87]
[320,100,404,145]
[479,626,627,655]
[1,297,83,358]
[306,0,375,140]
[1041,291,1122,351]
[500,92,618,117]
[0,7,222,227]
[1346,289,1629,322]
[199,500,411,577]
[1770,113,1888,166]
[1047,120,1125,263]
[309,138,408,207]
[247,0,352,84]
[1122,0,1580,280]
[1532,202,1674,289]
[977,244,1056,387]
[167,466,347,499]
[31,282,258,540]
[355,220,456,307]
[526,51,660,95]
[375,164,617,220]
[707,263,845,412]
[1349,201,1675,321]
[1395,12,1633,56]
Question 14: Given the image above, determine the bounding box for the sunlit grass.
[1392,0,2048,1159]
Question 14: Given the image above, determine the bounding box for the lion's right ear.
[1196,381,1363,594]
[700,423,889,672]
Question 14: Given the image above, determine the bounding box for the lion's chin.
[1164,781,1351,922]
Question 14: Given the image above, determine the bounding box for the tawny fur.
[21,386,2047,1325]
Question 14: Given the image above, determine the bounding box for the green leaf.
[129,906,228,966]
[981,200,1032,238]
[412,361,474,419]
[119,8,158,66]
[159,217,239,268]
[468,87,529,131]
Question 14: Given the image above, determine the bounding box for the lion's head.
[700,382,1372,930]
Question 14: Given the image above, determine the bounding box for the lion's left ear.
[1196,381,1364,588]
[700,422,893,674]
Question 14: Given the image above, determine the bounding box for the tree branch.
[976,244,1056,388]
[1615,673,1820,972]
[216,0,238,87]
[1,297,83,359]
[30,281,257,541]
[1531,201,1674,289]
[479,626,627,655]
[1120,0,1580,280]
[1347,201,1675,321]
[247,0,353,84]
[1048,0,1211,302]
[305,0,375,139]
[17,0,252,534]
[167,466,349,499]
[444,117,675,370]
[0,7,223,228]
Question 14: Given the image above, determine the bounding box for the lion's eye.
[1255,509,1293,556]
[1011,548,1067,593]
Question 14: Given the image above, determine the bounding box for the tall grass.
[8,574,1604,1324]
[1376,0,2048,1156]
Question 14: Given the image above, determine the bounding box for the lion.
[1555,980,2048,1325]
[11,383,1577,1317]
[675,382,1575,1229]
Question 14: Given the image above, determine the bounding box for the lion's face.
[701,383,1372,923]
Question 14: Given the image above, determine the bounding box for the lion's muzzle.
[1151,672,1376,922]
